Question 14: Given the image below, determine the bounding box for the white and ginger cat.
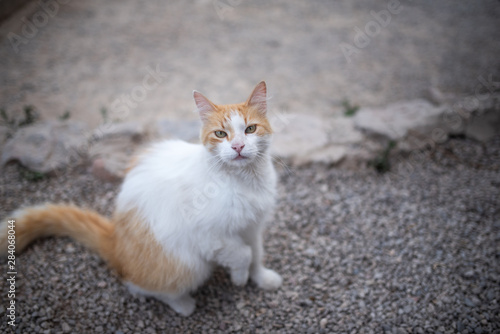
[0,81,282,316]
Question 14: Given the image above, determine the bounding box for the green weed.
[369,140,396,174]
[59,110,71,121]
[342,99,359,117]
[0,105,40,138]
[19,165,46,182]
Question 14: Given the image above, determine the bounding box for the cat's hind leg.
[125,282,196,316]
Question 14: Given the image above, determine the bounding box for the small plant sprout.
[342,99,360,117]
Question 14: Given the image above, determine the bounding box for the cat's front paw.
[231,268,249,286]
[252,268,283,290]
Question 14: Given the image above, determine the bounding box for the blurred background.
[1,0,499,128]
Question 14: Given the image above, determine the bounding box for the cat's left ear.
[246,81,267,115]
[193,91,216,122]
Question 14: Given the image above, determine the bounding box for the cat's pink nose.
[232,143,245,153]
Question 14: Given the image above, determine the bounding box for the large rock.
[354,99,446,140]
[326,118,364,145]
[297,145,347,165]
[464,110,500,142]
[92,122,145,142]
[271,113,328,160]
[271,113,364,165]
[1,120,88,173]
[88,122,148,182]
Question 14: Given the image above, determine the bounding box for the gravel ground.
[0,136,499,333]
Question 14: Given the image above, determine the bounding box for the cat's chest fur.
[207,169,276,227]
[117,140,277,236]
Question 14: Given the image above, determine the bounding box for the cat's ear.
[193,91,216,122]
[246,81,267,115]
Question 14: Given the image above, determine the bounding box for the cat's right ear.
[193,91,216,122]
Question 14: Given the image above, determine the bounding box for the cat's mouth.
[233,154,247,161]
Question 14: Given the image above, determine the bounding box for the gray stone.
[464,297,477,308]
[426,87,448,106]
[88,125,147,182]
[271,113,329,160]
[301,145,347,165]
[89,152,131,183]
[354,99,446,140]
[463,270,475,279]
[326,118,364,145]
[1,120,88,173]
[464,111,500,142]
[393,328,408,334]
[61,322,71,333]
[93,122,145,142]
[271,113,364,165]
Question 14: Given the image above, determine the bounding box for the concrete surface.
[0,0,499,129]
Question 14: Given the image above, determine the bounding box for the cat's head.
[193,81,273,167]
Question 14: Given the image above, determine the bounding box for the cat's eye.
[215,130,227,138]
[245,125,257,134]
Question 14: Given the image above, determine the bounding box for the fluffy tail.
[0,204,115,260]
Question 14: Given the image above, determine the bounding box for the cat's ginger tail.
[0,204,115,260]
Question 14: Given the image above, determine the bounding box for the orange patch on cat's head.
[194,82,272,152]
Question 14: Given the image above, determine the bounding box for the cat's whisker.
[207,156,224,174]
[270,155,294,176]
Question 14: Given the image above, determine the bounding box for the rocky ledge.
[1,90,499,181]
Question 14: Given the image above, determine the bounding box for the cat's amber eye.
[215,130,227,138]
[245,125,257,134]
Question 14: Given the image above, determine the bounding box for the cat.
[0,81,282,316]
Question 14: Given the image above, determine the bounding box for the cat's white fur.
[117,108,282,315]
